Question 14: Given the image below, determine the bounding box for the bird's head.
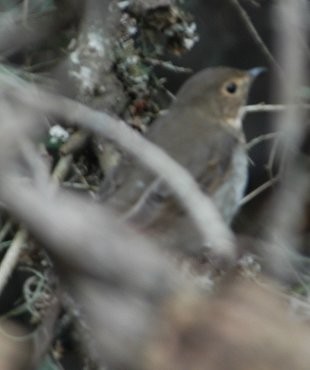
[174,66,265,130]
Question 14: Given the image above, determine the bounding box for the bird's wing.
[147,107,240,193]
[103,108,240,228]
[102,155,156,213]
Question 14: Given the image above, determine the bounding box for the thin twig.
[230,0,282,71]
[154,77,176,101]
[246,132,278,151]
[0,228,28,294]
[265,135,280,179]
[60,130,90,156]
[244,103,310,114]
[62,182,99,192]
[0,150,73,296]
[144,58,192,74]
[0,219,13,243]
[51,154,73,183]
[240,176,279,206]
[123,178,161,222]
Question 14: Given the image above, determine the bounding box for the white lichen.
[70,66,94,94]
[183,22,199,50]
[186,22,197,35]
[87,31,105,57]
[128,25,138,35]
[49,125,69,142]
[79,66,94,92]
[183,37,197,50]
[126,55,139,65]
[70,50,80,65]
[117,0,130,10]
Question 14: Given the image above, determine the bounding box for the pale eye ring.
[225,82,238,94]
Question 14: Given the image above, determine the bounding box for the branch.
[240,176,279,206]
[0,76,236,261]
[0,100,73,296]
[0,172,179,368]
[262,0,310,281]
[230,0,282,71]
[246,132,278,151]
[244,103,310,114]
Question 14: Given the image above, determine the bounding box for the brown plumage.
[103,67,263,254]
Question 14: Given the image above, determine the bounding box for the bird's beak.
[247,67,267,79]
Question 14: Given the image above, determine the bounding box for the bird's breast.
[212,145,248,224]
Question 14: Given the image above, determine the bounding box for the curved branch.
[1,77,237,262]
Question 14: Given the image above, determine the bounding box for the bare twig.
[62,182,99,192]
[246,132,278,151]
[0,106,73,296]
[230,0,282,71]
[264,135,281,179]
[0,228,28,294]
[240,176,279,206]
[60,130,90,155]
[144,58,192,74]
[0,219,13,243]
[123,178,161,222]
[0,155,72,296]
[51,154,73,183]
[244,103,310,114]
[0,101,37,296]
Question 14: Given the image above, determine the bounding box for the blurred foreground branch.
[1,114,310,370]
[262,0,310,281]
[0,76,236,262]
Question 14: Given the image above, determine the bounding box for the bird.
[102,66,264,256]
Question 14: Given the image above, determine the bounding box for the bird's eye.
[225,82,238,94]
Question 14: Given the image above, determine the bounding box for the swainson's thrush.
[103,67,263,254]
